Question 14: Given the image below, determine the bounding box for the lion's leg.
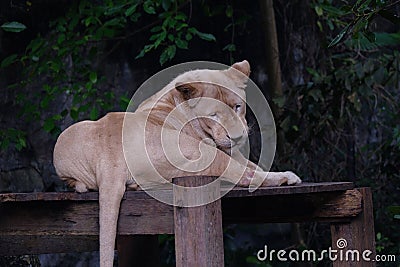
[156,132,278,186]
[175,137,301,187]
[230,149,265,172]
[141,128,301,188]
[260,171,302,186]
[98,177,126,267]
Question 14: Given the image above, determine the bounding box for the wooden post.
[173,176,224,267]
[331,188,376,267]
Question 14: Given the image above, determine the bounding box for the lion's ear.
[231,60,250,77]
[175,82,199,100]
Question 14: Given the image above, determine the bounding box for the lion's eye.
[208,112,217,117]
[234,104,242,113]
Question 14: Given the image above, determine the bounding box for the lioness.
[53,60,301,266]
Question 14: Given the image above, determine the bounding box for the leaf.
[103,18,123,27]
[306,67,320,79]
[1,54,18,68]
[373,66,385,84]
[317,21,323,32]
[57,34,66,45]
[375,32,400,46]
[175,13,186,21]
[143,1,156,14]
[135,49,146,59]
[125,4,138,17]
[175,39,188,49]
[40,96,50,109]
[223,44,236,52]
[185,33,192,41]
[387,205,400,215]
[89,72,97,84]
[16,137,26,151]
[376,232,382,240]
[356,0,373,13]
[52,114,63,121]
[328,24,350,48]
[162,0,171,11]
[1,22,27,33]
[226,5,233,18]
[26,38,44,54]
[355,62,364,79]
[308,89,323,102]
[176,22,188,31]
[159,45,176,65]
[150,25,162,33]
[43,118,55,132]
[194,29,216,42]
[315,6,323,16]
[273,96,286,108]
[119,95,130,110]
[90,106,99,120]
[130,13,141,22]
[320,4,347,16]
[70,107,79,120]
[104,4,126,16]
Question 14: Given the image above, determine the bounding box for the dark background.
[0,0,399,266]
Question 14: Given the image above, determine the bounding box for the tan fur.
[53,60,301,267]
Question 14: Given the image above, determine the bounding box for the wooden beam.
[0,195,174,236]
[0,235,99,256]
[173,176,224,267]
[331,188,376,267]
[222,189,362,223]
[0,182,354,203]
[224,182,354,197]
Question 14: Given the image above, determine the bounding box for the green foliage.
[376,232,393,253]
[0,128,27,151]
[0,0,250,151]
[312,0,400,47]
[135,1,216,65]
[1,22,27,33]
[0,0,219,149]
[133,0,216,65]
[278,0,400,256]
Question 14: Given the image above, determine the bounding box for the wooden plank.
[314,189,362,218]
[0,191,150,202]
[331,188,376,267]
[0,182,354,203]
[173,176,224,267]
[0,235,99,256]
[224,182,354,198]
[222,189,362,223]
[0,198,173,236]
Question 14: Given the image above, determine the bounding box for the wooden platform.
[0,181,375,266]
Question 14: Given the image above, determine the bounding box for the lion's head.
[173,60,251,154]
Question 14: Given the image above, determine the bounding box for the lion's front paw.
[283,171,302,185]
